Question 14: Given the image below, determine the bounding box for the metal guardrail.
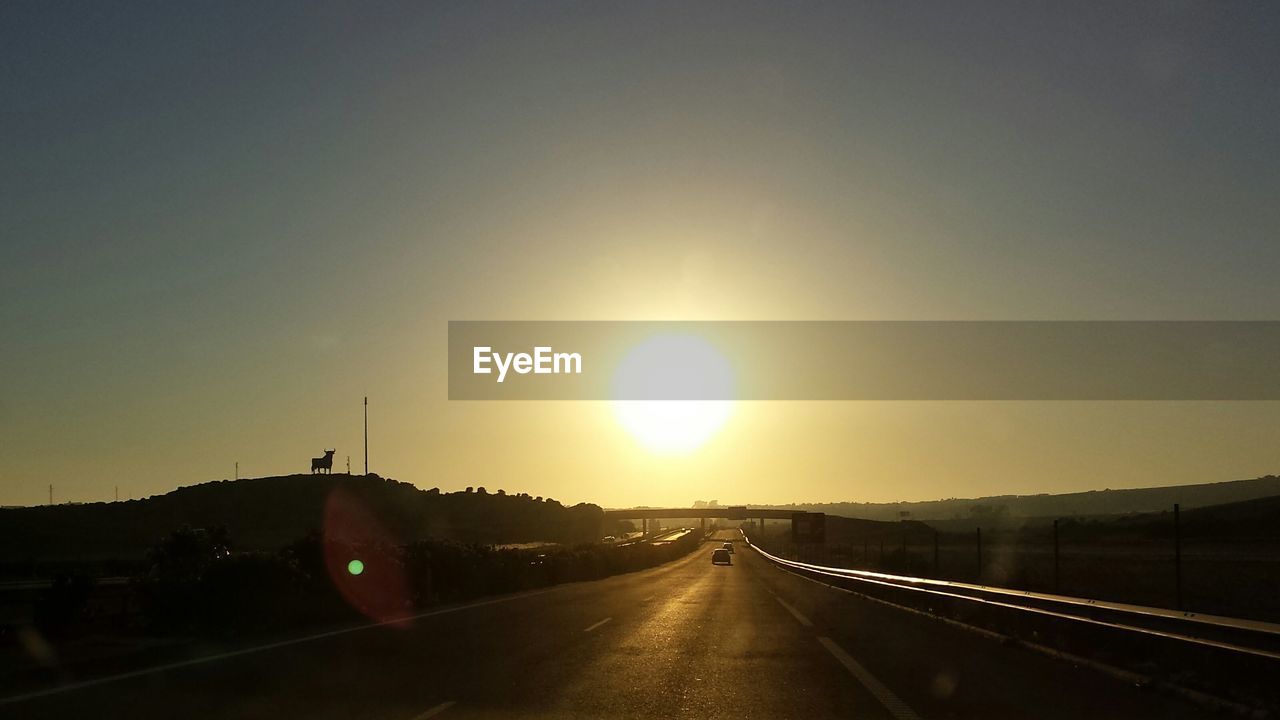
[0,576,131,591]
[744,535,1280,661]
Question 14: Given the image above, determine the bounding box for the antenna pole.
[363,396,368,476]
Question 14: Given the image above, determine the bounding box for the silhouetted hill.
[0,474,604,564]
[1102,493,1280,541]
[818,516,934,545]
[763,474,1280,524]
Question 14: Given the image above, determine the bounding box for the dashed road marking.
[583,617,613,633]
[774,595,813,627]
[818,637,921,720]
[409,700,456,719]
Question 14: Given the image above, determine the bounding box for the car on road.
[711,548,732,565]
[722,541,734,554]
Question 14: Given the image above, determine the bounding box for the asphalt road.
[6,531,1207,719]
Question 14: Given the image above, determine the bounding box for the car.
[711,548,732,565]
[722,541,734,554]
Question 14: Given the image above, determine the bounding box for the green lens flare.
[347,559,365,576]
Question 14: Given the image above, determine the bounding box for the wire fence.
[751,505,1280,624]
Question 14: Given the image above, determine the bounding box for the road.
[6,531,1205,719]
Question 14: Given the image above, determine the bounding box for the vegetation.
[0,474,607,573]
[132,525,704,637]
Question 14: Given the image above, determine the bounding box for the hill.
[759,474,1280,525]
[0,474,604,566]
[1097,493,1280,541]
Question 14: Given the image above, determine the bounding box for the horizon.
[15,467,1277,512]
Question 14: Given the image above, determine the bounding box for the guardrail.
[744,534,1280,661]
[0,576,131,591]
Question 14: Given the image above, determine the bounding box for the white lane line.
[774,595,813,627]
[817,637,921,720]
[583,617,613,633]
[409,700,456,719]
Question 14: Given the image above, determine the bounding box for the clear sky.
[3,2,1279,508]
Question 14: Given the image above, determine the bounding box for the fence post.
[976,527,983,581]
[901,523,908,566]
[1174,503,1183,610]
[933,529,940,577]
[1053,518,1060,594]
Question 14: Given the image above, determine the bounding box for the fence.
[752,504,1280,624]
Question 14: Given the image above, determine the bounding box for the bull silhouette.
[311,449,336,474]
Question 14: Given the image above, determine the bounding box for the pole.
[235,461,238,481]
[49,484,53,506]
[363,396,368,476]
[1174,503,1183,610]
[1053,518,1061,594]
[976,527,983,581]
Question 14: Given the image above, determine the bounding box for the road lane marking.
[773,596,813,627]
[817,637,921,720]
[409,701,456,719]
[763,558,1257,720]
[583,617,613,633]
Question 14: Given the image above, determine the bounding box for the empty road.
[5,532,1204,719]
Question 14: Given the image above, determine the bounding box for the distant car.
[601,536,616,544]
[722,542,734,554]
[712,548,732,565]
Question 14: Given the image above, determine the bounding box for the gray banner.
[448,321,1280,400]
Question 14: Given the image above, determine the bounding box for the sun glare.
[612,334,734,455]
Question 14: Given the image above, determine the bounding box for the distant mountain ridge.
[751,474,1280,522]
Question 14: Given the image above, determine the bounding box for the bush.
[132,528,705,637]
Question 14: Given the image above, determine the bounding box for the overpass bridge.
[603,506,823,538]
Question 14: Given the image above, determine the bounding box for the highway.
[6,531,1204,719]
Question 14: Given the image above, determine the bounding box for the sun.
[611,334,735,455]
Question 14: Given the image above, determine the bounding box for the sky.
[3,2,1280,508]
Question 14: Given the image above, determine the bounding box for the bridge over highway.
[604,506,821,536]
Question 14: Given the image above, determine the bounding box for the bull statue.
[311,449,336,474]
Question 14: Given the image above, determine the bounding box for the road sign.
[792,512,826,543]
